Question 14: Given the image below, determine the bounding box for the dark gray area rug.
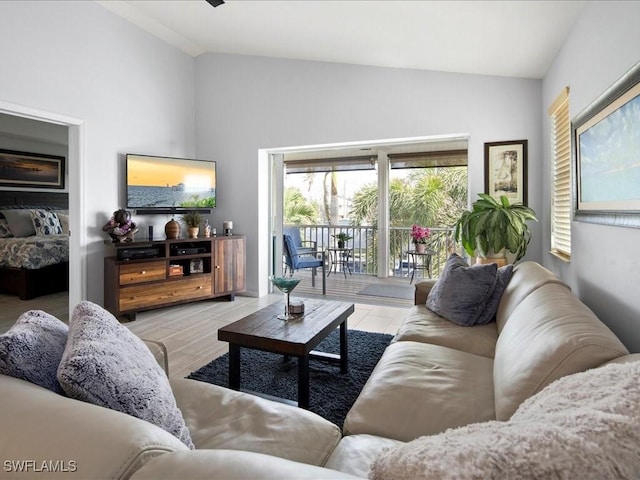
[187,329,393,427]
[358,283,414,300]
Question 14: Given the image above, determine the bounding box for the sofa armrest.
[414,279,437,305]
[143,338,169,375]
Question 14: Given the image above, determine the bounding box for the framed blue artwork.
[573,60,640,228]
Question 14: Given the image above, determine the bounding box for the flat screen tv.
[126,154,216,213]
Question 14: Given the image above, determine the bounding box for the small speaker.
[148,225,154,240]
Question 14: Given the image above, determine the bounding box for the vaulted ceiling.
[98,0,586,80]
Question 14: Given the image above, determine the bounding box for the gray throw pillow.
[475,264,514,325]
[57,301,194,449]
[0,310,68,393]
[426,253,498,326]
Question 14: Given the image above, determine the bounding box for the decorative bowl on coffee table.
[269,275,301,321]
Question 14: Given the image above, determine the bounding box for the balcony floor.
[287,268,431,308]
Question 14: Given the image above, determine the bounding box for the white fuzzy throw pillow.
[57,301,194,449]
[370,360,640,479]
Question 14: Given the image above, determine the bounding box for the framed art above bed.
[0,149,65,189]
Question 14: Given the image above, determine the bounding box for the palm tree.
[284,187,319,225]
[322,171,339,224]
[349,167,468,273]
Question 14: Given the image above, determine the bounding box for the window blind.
[388,150,468,169]
[548,87,571,261]
[284,155,376,174]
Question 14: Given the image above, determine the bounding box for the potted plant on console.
[454,193,537,266]
[181,211,203,239]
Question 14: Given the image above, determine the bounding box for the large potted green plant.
[454,193,537,264]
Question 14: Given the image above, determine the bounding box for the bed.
[0,191,69,300]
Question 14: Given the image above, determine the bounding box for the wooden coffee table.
[218,299,354,408]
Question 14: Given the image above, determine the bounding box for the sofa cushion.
[393,305,498,358]
[57,301,194,449]
[493,284,629,420]
[170,378,341,466]
[426,254,498,326]
[30,209,64,235]
[325,434,402,479]
[495,261,569,333]
[130,450,363,480]
[475,264,513,325]
[0,374,188,480]
[0,310,67,393]
[343,341,495,442]
[371,360,640,480]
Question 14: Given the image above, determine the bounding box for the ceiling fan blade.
[206,0,225,7]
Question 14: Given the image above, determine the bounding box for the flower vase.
[415,243,426,253]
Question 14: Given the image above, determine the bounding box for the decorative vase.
[415,243,426,253]
[165,219,180,239]
[187,227,199,239]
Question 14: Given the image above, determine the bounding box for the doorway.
[267,133,469,293]
[0,101,85,318]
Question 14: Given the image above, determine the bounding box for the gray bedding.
[0,235,69,270]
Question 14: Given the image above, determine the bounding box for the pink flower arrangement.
[410,224,430,244]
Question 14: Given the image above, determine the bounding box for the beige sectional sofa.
[1,261,638,479]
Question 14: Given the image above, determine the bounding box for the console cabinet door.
[214,237,246,295]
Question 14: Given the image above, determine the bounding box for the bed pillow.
[1,209,36,237]
[57,301,194,449]
[0,310,68,394]
[0,219,13,238]
[57,212,70,235]
[30,209,63,235]
[426,253,498,326]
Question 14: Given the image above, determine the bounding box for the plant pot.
[164,219,180,239]
[187,227,199,239]
[338,240,345,248]
[415,243,426,253]
[475,248,508,267]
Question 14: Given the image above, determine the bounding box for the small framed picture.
[484,140,528,205]
[190,258,204,274]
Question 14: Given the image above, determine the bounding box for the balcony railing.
[284,224,458,279]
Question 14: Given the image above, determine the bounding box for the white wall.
[0,115,68,158]
[542,1,640,352]
[195,54,542,296]
[0,1,196,303]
